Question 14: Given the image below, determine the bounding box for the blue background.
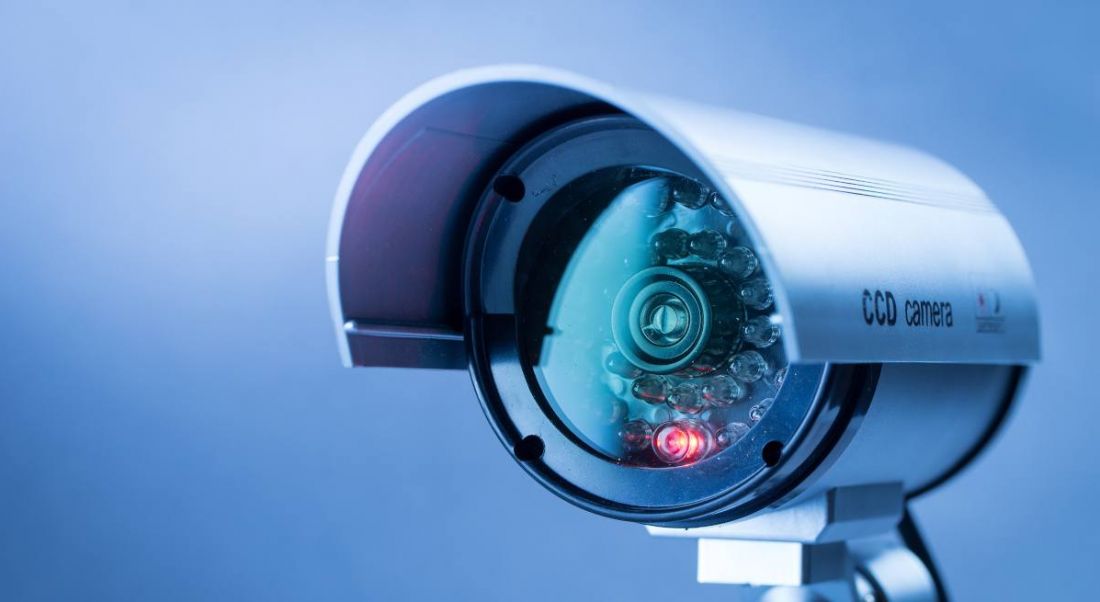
[1,2,1096,600]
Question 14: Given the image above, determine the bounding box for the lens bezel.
[463,115,878,525]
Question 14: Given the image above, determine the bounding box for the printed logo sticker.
[975,287,1005,333]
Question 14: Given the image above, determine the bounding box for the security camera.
[326,66,1039,601]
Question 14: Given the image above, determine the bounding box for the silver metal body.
[327,65,1039,369]
[326,66,1041,601]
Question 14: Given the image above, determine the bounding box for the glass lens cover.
[519,167,790,468]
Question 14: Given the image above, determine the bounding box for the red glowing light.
[653,420,713,465]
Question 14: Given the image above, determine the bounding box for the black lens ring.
[461,114,880,525]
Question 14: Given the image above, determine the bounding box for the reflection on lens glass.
[520,168,791,467]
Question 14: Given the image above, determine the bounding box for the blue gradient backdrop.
[1,2,1096,600]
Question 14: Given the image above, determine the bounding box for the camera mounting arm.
[647,483,942,601]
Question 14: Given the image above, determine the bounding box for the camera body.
[326,66,1038,529]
